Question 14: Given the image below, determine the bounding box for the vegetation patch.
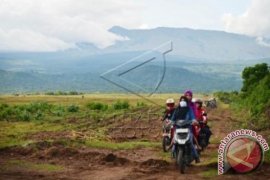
[2,160,64,172]
[85,140,160,150]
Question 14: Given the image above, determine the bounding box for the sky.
[0,0,269,52]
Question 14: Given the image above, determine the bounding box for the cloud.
[0,29,73,51]
[223,0,270,37]
[256,37,270,47]
[0,0,143,52]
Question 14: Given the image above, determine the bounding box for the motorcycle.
[173,120,198,174]
[198,122,212,150]
[194,121,211,151]
[162,119,173,152]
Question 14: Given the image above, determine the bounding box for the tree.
[241,63,269,92]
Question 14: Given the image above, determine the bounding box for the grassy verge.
[0,121,65,148]
[84,140,160,150]
[200,168,217,178]
[1,160,64,172]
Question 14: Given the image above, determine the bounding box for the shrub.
[69,91,79,95]
[26,102,51,113]
[0,111,8,121]
[34,110,43,120]
[0,103,9,110]
[17,110,31,121]
[67,104,79,112]
[214,91,239,104]
[86,102,108,111]
[45,92,55,95]
[56,91,68,95]
[136,101,146,108]
[112,100,130,110]
[52,105,66,116]
[241,63,269,92]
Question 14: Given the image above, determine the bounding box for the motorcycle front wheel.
[177,147,185,174]
[162,136,170,152]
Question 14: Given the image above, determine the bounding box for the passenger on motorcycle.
[171,96,200,163]
[194,98,207,124]
[193,98,212,149]
[184,90,202,151]
[184,90,196,115]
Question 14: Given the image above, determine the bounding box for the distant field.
[0,93,211,105]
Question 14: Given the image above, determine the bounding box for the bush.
[0,111,8,120]
[26,102,52,113]
[225,63,270,130]
[242,74,270,116]
[67,104,79,112]
[17,110,31,121]
[86,102,108,111]
[0,102,53,121]
[56,91,68,95]
[45,91,55,95]
[52,105,66,116]
[0,103,9,110]
[214,91,239,104]
[112,100,129,110]
[136,101,146,108]
[241,63,269,92]
[34,110,43,120]
[69,91,79,95]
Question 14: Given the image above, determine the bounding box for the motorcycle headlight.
[177,133,188,139]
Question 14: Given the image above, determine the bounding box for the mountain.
[107,26,270,61]
[0,26,270,93]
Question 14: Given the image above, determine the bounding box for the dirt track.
[0,107,270,180]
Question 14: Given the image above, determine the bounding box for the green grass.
[0,121,66,148]
[209,136,221,144]
[200,168,217,178]
[84,140,160,150]
[264,147,270,163]
[158,151,171,161]
[198,151,218,167]
[2,160,63,172]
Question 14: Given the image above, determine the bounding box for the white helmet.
[166,98,175,104]
[192,98,202,103]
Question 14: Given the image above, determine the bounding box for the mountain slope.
[107,26,270,61]
[0,65,241,93]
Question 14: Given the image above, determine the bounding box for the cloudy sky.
[0,0,269,52]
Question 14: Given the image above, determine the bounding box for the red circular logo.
[226,137,262,173]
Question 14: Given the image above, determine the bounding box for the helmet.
[192,98,202,103]
[184,90,193,97]
[194,98,203,108]
[166,98,175,104]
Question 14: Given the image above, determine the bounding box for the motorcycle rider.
[161,98,176,151]
[171,96,200,163]
[161,98,176,121]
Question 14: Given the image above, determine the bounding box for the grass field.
[0,93,269,179]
